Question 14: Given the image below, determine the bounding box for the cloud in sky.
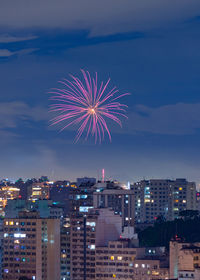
[0,0,200,36]
[0,49,15,57]
[0,48,38,57]
[2,101,200,137]
[126,103,200,135]
[0,35,37,43]
[0,101,48,129]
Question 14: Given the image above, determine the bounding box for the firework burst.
[49,70,129,143]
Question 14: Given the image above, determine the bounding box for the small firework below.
[49,70,129,143]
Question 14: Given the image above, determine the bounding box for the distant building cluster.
[0,176,199,279]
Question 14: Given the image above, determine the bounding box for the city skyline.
[1,1,200,183]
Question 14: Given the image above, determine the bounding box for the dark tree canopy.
[138,214,200,248]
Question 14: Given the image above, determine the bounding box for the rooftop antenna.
[102,168,105,183]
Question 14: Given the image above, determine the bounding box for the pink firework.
[49,70,129,143]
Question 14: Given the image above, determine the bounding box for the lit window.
[110,256,115,260]
[5,221,8,225]
[117,256,122,260]
[152,271,159,276]
[142,264,145,268]
[86,222,96,227]
[179,187,183,191]
[135,264,138,268]
[9,221,14,225]
[14,233,26,238]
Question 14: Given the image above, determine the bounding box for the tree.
[179,210,199,220]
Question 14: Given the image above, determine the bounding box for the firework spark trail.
[49,70,129,143]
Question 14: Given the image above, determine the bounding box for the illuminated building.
[70,180,134,230]
[0,186,20,215]
[96,241,169,280]
[196,192,200,212]
[93,187,135,228]
[131,179,196,223]
[69,180,96,213]
[27,182,50,200]
[60,218,70,280]
[0,218,3,280]
[70,208,122,280]
[3,211,60,280]
[170,241,200,279]
[4,199,64,221]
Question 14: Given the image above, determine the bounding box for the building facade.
[93,187,135,227]
[96,240,169,280]
[70,208,122,280]
[27,182,50,200]
[131,179,196,223]
[170,241,200,279]
[3,211,60,280]
[60,221,70,280]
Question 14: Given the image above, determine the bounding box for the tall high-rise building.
[60,220,70,280]
[0,218,3,280]
[3,211,60,280]
[69,181,96,213]
[93,184,135,227]
[131,178,196,223]
[70,208,122,280]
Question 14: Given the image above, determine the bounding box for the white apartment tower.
[131,178,196,223]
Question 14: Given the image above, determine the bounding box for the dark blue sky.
[1,0,200,184]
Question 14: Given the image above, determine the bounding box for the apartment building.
[96,240,169,280]
[131,178,196,223]
[70,208,122,280]
[3,211,60,280]
[170,241,200,279]
[93,185,135,227]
